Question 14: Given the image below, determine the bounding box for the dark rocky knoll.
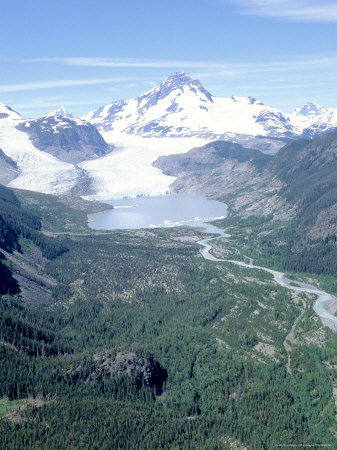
[17,115,113,164]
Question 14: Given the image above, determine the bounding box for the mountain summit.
[287,102,337,138]
[156,71,214,102]
[0,103,21,120]
[84,72,297,141]
[295,102,325,117]
[46,106,74,118]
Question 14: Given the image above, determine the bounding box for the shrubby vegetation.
[0,184,337,448]
[0,185,67,259]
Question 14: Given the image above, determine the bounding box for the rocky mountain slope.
[155,131,337,231]
[0,184,64,303]
[0,105,113,196]
[154,140,264,177]
[154,140,288,219]
[0,148,19,185]
[155,130,337,274]
[17,110,112,164]
[269,130,337,240]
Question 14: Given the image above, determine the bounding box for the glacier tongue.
[1,72,337,201]
[0,109,213,200]
[79,134,208,200]
[0,117,80,195]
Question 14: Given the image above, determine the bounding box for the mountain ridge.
[84,72,337,142]
[0,74,336,200]
[84,72,299,141]
[154,129,337,274]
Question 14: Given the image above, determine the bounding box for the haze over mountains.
[0,72,337,199]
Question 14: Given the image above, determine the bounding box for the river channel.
[88,193,337,332]
[198,235,337,332]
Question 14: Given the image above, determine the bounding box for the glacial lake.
[88,194,227,234]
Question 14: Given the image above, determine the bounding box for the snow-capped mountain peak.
[84,72,298,141]
[154,71,214,102]
[162,71,194,85]
[287,102,337,138]
[132,71,215,118]
[45,106,74,118]
[84,71,215,131]
[295,102,326,117]
[0,103,22,120]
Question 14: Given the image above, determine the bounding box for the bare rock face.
[154,140,263,176]
[0,148,19,184]
[17,115,112,164]
[154,139,295,222]
[95,351,168,394]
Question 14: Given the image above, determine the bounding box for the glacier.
[79,134,207,200]
[1,73,337,201]
[0,115,80,195]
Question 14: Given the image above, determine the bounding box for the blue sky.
[1,0,337,117]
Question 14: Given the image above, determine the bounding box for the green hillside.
[0,183,336,448]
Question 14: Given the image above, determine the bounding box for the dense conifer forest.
[1,184,337,448]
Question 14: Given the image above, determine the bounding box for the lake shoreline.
[87,193,227,232]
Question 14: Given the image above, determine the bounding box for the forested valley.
[1,179,337,449]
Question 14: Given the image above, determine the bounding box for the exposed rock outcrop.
[93,350,168,394]
[0,148,19,184]
[17,115,112,164]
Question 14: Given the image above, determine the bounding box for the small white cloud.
[0,77,138,93]
[13,98,99,110]
[24,57,235,70]
[24,54,337,74]
[228,0,337,22]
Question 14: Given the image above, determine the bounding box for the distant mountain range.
[84,72,337,142]
[0,72,337,199]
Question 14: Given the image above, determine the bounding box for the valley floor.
[1,190,337,448]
